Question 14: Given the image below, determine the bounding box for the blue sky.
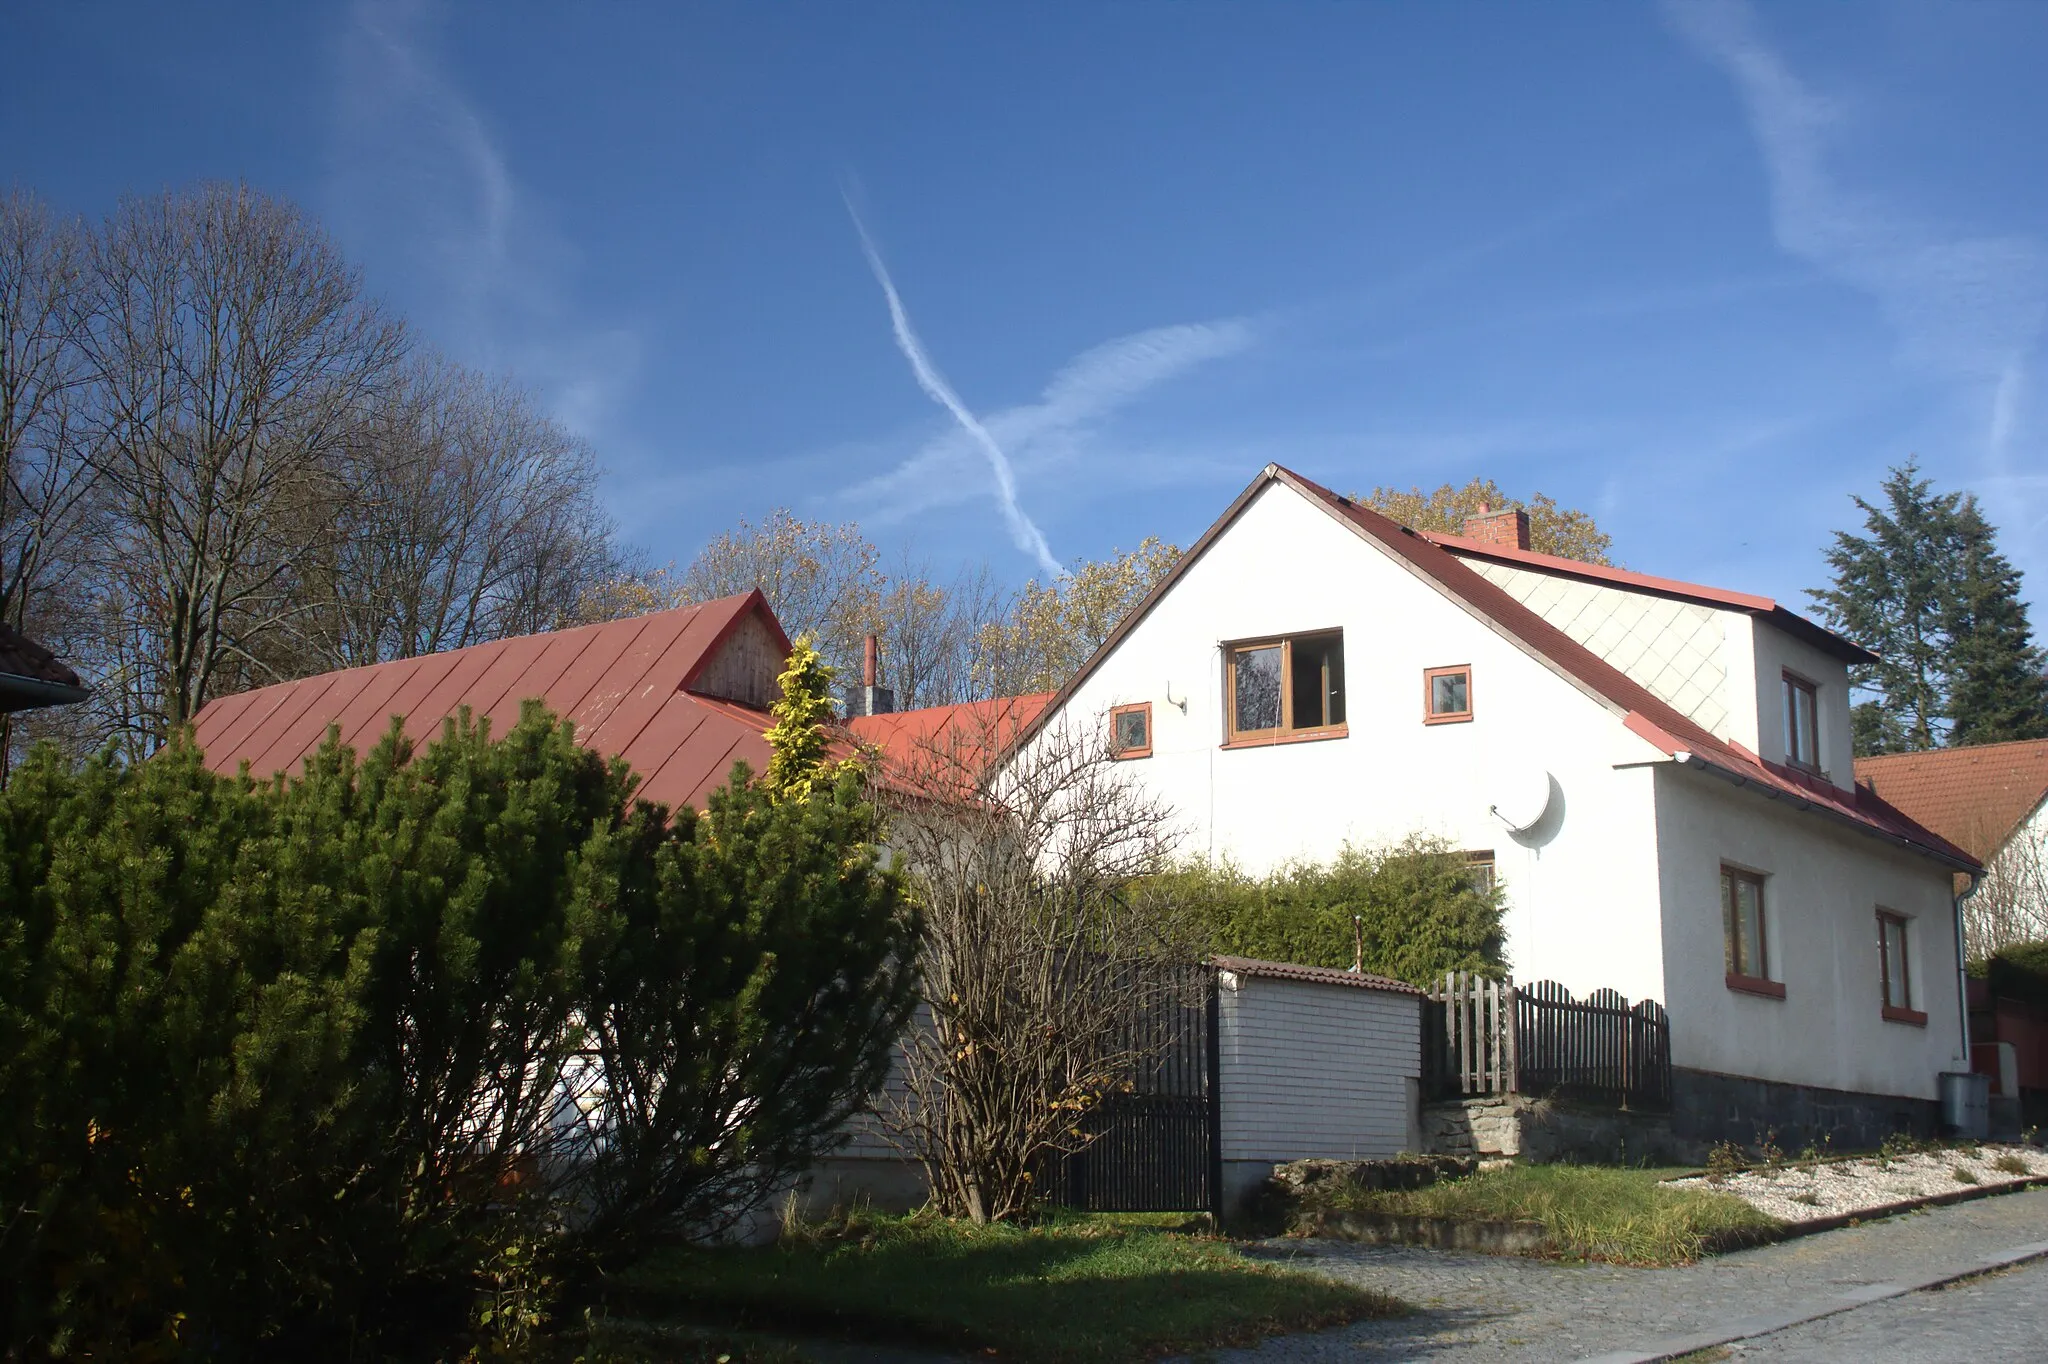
[8,1,2046,614]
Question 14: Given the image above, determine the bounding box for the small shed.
[1212,956,1423,1214]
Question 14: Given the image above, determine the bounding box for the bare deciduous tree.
[79,183,405,739]
[0,191,102,770]
[880,708,1197,1224]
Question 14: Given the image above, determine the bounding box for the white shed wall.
[1653,764,1966,1099]
[1216,973,1420,1161]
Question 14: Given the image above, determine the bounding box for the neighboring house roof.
[1015,464,1977,873]
[188,592,791,813]
[1212,955,1423,996]
[1854,740,2048,865]
[0,623,88,713]
[1417,529,1877,666]
[847,694,1056,799]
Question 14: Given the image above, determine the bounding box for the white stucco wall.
[1216,972,1419,1161]
[1975,795,2048,953]
[1652,763,1967,1100]
[1021,480,1673,1002]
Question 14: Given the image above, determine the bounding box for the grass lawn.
[1317,1164,1781,1265]
[608,1208,1404,1363]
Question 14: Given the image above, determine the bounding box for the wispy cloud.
[842,194,1064,577]
[835,316,1256,544]
[327,0,639,438]
[1666,0,2048,463]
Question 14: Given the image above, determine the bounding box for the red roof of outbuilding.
[189,592,788,813]
[847,694,1055,798]
[1854,740,2048,864]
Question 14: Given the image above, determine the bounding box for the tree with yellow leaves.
[1362,479,1613,565]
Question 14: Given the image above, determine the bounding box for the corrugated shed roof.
[188,592,786,813]
[1854,740,2048,864]
[0,622,87,712]
[1212,955,1423,996]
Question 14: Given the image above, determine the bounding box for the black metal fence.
[1424,972,1671,1109]
[1036,964,1219,1214]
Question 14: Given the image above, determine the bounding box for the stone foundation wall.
[1669,1067,1939,1153]
[1421,1094,1698,1165]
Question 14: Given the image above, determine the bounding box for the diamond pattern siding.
[1472,563,1730,734]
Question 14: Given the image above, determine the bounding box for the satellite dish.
[1490,767,1555,834]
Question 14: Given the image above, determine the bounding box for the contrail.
[843,194,1063,578]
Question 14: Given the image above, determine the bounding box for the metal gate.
[1037,965,1220,1214]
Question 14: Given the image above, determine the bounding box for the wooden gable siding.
[687,607,784,708]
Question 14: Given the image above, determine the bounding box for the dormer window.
[1782,672,1819,772]
[1224,631,1345,745]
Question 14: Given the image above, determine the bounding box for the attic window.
[1111,702,1152,759]
[1224,631,1345,745]
[1424,665,1473,724]
[1782,672,1818,771]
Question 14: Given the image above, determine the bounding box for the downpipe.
[1954,869,1981,1065]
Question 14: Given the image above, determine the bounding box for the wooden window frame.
[1877,909,1926,1025]
[1782,671,1820,773]
[1463,849,1496,897]
[1721,864,1780,998]
[1109,702,1153,760]
[1423,664,1474,725]
[1221,631,1348,748]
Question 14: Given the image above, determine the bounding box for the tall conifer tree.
[1810,460,1964,754]
[1948,499,2048,744]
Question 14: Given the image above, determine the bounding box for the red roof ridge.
[1419,528,1780,614]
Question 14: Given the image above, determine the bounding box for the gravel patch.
[1666,1144,2048,1223]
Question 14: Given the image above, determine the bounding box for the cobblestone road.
[1201,1186,2048,1363]
[1723,1257,2048,1361]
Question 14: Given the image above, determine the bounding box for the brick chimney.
[1463,502,1531,551]
[846,633,895,717]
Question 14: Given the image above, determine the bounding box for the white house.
[992,465,1978,1141]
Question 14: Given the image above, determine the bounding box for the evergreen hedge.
[1148,835,1506,982]
[0,701,915,1360]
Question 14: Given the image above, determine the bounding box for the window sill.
[1881,1005,1928,1026]
[1110,746,1153,761]
[1424,711,1474,726]
[1725,973,1786,1000]
[1221,724,1348,751]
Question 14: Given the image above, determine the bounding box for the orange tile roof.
[1854,740,2048,863]
[188,592,788,813]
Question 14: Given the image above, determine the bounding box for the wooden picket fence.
[1423,973,1672,1109]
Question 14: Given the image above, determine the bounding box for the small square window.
[1424,665,1473,724]
[1110,702,1152,759]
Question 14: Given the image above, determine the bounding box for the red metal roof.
[188,592,785,813]
[1417,528,1875,665]
[1854,740,2048,864]
[846,694,1056,798]
[1212,956,1423,995]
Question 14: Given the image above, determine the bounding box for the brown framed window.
[1463,849,1496,897]
[1878,910,1925,1023]
[1782,672,1819,771]
[1721,865,1781,996]
[1224,631,1345,744]
[1110,702,1152,759]
[1424,665,1473,724]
